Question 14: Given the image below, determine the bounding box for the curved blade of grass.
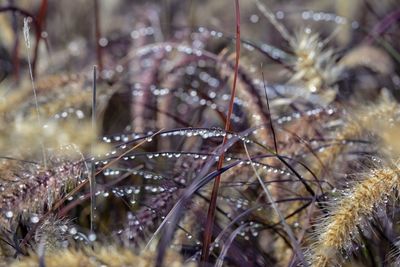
[215,223,248,267]
[151,130,250,266]
[243,142,306,265]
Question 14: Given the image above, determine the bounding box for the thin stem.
[201,0,241,263]
[94,0,103,72]
[90,66,97,232]
[23,17,47,169]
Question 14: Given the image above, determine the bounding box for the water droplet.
[88,232,97,242]
[276,11,284,19]
[250,14,259,23]
[69,227,77,235]
[30,215,39,224]
[99,37,108,47]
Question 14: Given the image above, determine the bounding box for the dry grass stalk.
[310,166,400,267]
